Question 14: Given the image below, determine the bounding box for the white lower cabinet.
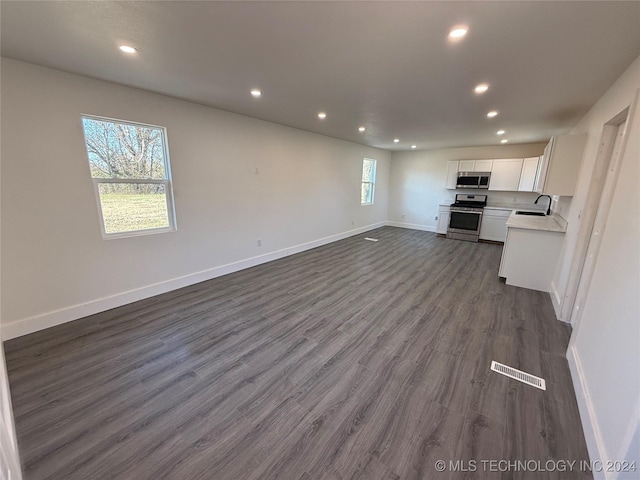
[437,205,450,234]
[479,208,511,242]
[499,227,564,292]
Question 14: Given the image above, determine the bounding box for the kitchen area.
[433,134,586,292]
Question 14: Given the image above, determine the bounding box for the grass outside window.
[81,115,176,238]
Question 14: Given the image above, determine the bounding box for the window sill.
[101,226,177,240]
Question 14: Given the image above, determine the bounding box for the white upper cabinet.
[446,159,494,189]
[446,155,575,192]
[446,161,459,189]
[489,158,524,191]
[456,159,493,172]
[474,159,493,172]
[535,134,587,196]
[518,156,541,192]
[458,160,475,171]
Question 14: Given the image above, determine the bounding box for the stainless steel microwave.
[456,171,491,189]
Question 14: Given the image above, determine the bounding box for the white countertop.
[506,211,567,233]
[438,200,567,232]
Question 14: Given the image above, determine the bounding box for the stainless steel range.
[447,194,487,242]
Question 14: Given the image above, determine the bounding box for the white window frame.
[81,115,177,239]
[361,158,377,205]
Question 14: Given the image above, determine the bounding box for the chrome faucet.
[535,194,552,215]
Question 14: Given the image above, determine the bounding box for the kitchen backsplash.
[443,190,541,206]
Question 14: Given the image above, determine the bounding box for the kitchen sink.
[515,211,546,216]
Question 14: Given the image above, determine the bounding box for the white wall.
[553,56,640,321]
[0,58,390,339]
[563,56,640,479]
[388,144,546,231]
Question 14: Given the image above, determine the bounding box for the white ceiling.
[1,1,639,151]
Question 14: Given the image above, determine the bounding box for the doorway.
[564,91,637,330]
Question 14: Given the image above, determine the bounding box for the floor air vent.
[491,361,546,391]
[364,238,379,242]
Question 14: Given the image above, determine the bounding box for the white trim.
[549,280,564,321]
[385,221,436,233]
[0,345,22,480]
[567,345,609,480]
[81,113,167,131]
[95,178,168,185]
[1,222,385,340]
[81,115,177,239]
[100,224,177,241]
[361,158,377,205]
[616,398,640,476]
[565,93,637,328]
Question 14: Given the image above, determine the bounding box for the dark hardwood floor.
[5,227,592,479]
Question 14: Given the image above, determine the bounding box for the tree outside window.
[81,116,176,238]
[361,158,376,205]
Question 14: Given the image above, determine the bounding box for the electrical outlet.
[401,214,405,219]
[257,239,262,247]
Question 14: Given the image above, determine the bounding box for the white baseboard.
[386,221,437,233]
[2,222,385,340]
[549,280,565,321]
[567,345,609,480]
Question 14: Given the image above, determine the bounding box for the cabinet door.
[518,157,541,191]
[436,209,450,234]
[474,159,493,172]
[489,159,524,191]
[535,139,554,193]
[446,161,459,189]
[479,215,509,242]
[536,134,586,195]
[458,160,475,171]
[500,228,565,291]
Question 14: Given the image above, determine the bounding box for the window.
[361,158,377,205]
[81,115,176,238]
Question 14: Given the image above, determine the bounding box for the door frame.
[567,89,638,334]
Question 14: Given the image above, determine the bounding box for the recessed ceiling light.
[250,89,262,98]
[318,112,327,119]
[474,84,489,94]
[496,130,505,135]
[448,26,468,40]
[393,138,400,143]
[358,126,366,132]
[411,145,417,149]
[487,111,499,118]
[118,45,137,54]
[501,139,509,144]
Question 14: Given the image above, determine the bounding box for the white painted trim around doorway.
[562,90,638,328]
